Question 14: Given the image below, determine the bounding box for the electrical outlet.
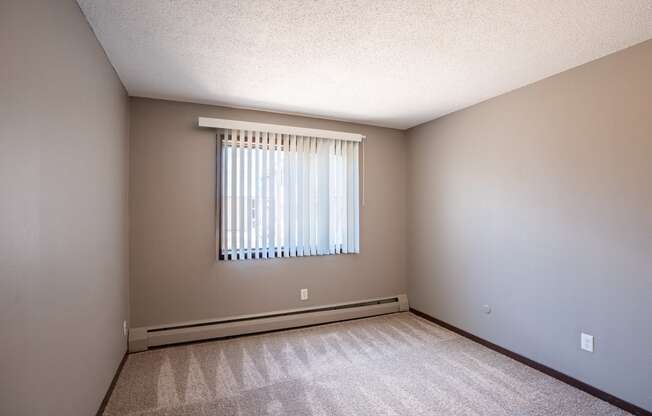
[581,333,594,352]
[300,288,308,301]
[123,320,128,337]
[482,304,492,314]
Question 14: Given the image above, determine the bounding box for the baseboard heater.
[129,294,409,352]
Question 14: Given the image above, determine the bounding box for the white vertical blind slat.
[317,139,330,254]
[230,129,238,260]
[238,130,245,260]
[296,136,305,256]
[243,130,250,260]
[346,140,355,253]
[353,141,360,252]
[341,140,347,253]
[334,140,342,253]
[283,134,290,257]
[269,133,277,258]
[288,135,296,257]
[220,131,226,256]
[309,137,318,255]
[261,132,269,259]
[329,140,337,254]
[255,131,263,259]
[248,131,256,258]
[341,140,349,253]
[302,137,311,255]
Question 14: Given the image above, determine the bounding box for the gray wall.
[129,98,407,328]
[0,1,130,415]
[406,40,652,411]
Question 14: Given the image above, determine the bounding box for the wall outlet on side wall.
[581,332,594,352]
[123,320,128,337]
[300,288,309,301]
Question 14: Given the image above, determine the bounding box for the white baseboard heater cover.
[129,294,408,352]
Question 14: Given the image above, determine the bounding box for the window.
[218,128,360,260]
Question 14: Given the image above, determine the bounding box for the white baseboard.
[129,294,408,352]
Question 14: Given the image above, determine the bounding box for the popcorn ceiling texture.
[103,313,630,415]
[77,0,652,129]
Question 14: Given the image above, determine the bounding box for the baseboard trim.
[148,312,400,350]
[410,308,651,416]
[96,351,128,416]
[131,294,409,352]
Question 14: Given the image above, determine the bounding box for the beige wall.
[406,40,652,411]
[0,1,130,415]
[129,98,407,327]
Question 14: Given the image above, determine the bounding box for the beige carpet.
[104,313,630,415]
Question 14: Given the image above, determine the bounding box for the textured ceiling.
[78,1,652,129]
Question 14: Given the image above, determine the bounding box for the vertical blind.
[220,129,360,260]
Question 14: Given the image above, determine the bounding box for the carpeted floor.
[104,312,630,415]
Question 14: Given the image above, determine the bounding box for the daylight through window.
[219,129,360,260]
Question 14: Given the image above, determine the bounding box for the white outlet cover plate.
[300,289,308,301]
[581,333,594,352]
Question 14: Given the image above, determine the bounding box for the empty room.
[2,1,651,415]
